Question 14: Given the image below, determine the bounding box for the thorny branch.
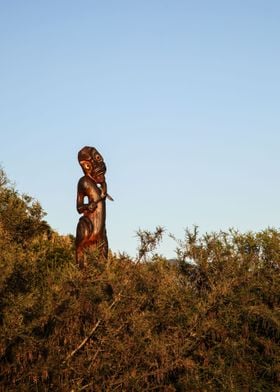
[64,293,122,363]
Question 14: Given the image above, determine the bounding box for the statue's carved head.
[78,146,107,184]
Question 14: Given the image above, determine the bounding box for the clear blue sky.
[0,1,279,258]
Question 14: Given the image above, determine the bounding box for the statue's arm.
[76,179,97,214]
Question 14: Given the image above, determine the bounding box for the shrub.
[0,170,279,391]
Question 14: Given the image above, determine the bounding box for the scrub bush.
[0,169,279,391]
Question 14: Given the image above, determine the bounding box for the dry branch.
[64,293,121,362]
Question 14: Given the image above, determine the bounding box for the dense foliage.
[0,169,279,391]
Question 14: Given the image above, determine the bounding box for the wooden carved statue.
[75,146,113,266]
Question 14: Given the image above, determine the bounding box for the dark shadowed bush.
[0,169,279,391]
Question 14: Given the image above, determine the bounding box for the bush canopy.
[0,169,279,391]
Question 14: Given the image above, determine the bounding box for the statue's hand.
[88,201,97,212]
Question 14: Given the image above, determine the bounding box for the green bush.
[0,169,279,391]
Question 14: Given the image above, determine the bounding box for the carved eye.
[95,154,102,162]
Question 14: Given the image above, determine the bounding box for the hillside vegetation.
[0,169,279,391]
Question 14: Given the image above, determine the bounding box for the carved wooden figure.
[75,146,112,267]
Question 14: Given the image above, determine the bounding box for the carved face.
[78,146,107,183]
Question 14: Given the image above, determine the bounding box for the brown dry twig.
[64,292,122,363]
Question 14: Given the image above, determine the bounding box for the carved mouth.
[94,168,105,176]
[94,166,106,182]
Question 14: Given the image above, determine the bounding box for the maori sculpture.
[75,146,113,266]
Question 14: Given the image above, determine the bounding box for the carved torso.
[77,176,106,239]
